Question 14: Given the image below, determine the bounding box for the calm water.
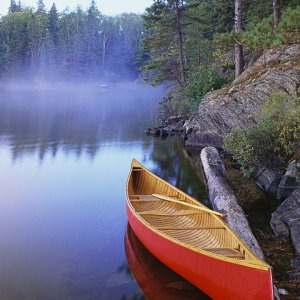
[0,82,207,300]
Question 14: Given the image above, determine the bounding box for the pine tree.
[37,0,46,14]
[9,0,20,13]
[273,0,281,29]
[86,0,101,71]
[234,0,244,78]
[142,0,188,86]
[49,3,59,46]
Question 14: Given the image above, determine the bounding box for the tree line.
[0,0,144,81]
[0,0,298,89]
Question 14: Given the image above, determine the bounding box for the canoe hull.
[125,224,208,299]
[126,202,273,300]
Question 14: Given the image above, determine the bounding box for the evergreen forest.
[0,0,299,90]
[0,0,144,81]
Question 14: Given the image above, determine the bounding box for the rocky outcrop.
[184,44,300,147]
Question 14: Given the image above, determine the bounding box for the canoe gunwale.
[126,159,271,271]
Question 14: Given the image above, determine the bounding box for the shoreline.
[147,88,300,298]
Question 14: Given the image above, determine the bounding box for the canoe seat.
[203,247,245,259]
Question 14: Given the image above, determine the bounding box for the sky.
[0,0,153,16]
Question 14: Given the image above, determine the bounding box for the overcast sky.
[0,0,153,16]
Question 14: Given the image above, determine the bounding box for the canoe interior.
[127,161,266,264]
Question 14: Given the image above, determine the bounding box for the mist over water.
[0,81,162,161]
[0,81,207,299]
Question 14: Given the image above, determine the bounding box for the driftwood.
[200,146,265,260]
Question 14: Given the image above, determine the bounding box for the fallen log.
[200,146,265,260]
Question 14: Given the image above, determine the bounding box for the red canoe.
[125,159,274,300]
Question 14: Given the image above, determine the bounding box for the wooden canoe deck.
[129,194,245,260]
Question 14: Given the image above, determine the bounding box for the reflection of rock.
[277,160,300,200]
[271,189,300,261]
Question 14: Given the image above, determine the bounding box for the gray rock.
[277,160,300,200]
[278,288,289,296]
[253,168,282,198]
[271,189,300,255]
[184,44,300,147]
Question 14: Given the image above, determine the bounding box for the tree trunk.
[200,146,265,260]
[234,0,244,78]
[273,0,281,29]
[175,0,186,86]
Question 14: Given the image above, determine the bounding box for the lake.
[0,82,207,299]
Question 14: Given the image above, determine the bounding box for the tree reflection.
[0,84,164,162]
[149,136,207,203]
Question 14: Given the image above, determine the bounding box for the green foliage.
[141,0,188,86]
[224,93,300,176]
[185,66,232,112]
[214,5,300,61]
[0,3,145,79]
[241,6,300,50]
[142,0,235,86]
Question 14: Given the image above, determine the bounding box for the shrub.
[185,66,231,112]
[224,92,300,176]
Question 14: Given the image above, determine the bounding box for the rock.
[145,127,171,138]
[291,256,300,269]
[278,288,289,295]
[271,189,300,256]
[145,128,161,137]
[277,160,300,200]
[200,146,265,260]
[183,131,223,148]
[253,168,282,198]
[184,44,300,147]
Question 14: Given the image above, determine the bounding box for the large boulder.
[277,160,300,200]
[253,168,282,198]
[184,44,300,147]
[271,189,300,257]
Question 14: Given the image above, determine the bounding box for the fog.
[0,81,166,162]
[0,1,145,82]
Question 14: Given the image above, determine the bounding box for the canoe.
[125,159,274,300]
[125,223,209,300]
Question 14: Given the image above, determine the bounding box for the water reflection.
[124,224,210,300]
[150,137,208,203]
[0,82,207,299]
[0,83,162,162]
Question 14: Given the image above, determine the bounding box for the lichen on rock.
[183,44,300,148]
